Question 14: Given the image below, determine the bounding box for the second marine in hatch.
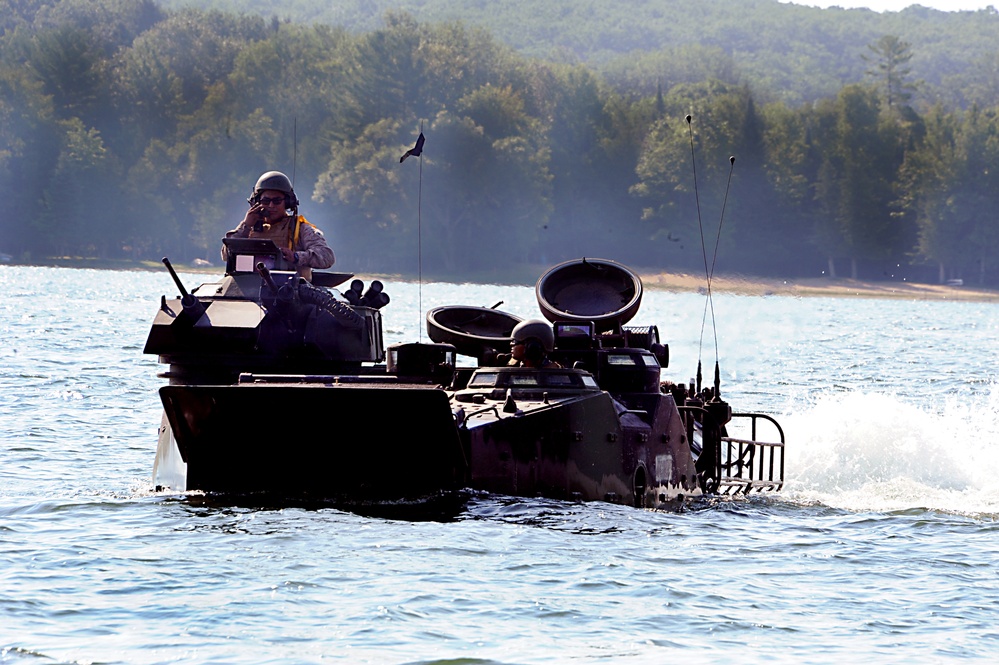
[509,319,562,368]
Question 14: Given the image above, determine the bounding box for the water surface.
[2,265,998,664]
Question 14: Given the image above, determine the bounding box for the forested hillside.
[155,0,999,109]
[2,0,999,284]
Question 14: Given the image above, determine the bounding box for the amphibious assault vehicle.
[145,239,784,507]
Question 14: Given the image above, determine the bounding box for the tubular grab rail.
[679,406,785,495]
[723,412,785,493]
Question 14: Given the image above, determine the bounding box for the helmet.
[254,171,293,194]
[512,319,554,353]
[251,171,299,208]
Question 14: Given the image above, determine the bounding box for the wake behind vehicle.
[144,241,784,507]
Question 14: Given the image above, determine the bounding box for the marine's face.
[257,189,287,220]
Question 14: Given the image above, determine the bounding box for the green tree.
[813,84,907,279]
[27,25,105,123]
[908,106,999,284]
[31,0,162,54]
[347,12,431,130]
[0,62,61,257]
[760,102,816,263]
[221,22,359,200]
[313,118,413,270]
[34,118,122,257]
[522,63,619,263]
[316,83,551,276]
[631,81,775,272]
[112,9,268,142]
[864,35,916,111]
[0,0,50,34]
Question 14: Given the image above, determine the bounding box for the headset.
[524,339,546,365]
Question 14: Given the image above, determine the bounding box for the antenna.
[686,115,735,399]
[685,115,707,393]
[418,121,424,340]
[400,122,426,340]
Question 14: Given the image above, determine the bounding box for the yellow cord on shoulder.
[292,215,316,249]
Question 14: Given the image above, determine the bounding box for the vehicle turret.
[144,238,387,384]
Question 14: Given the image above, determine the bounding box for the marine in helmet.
[509,319,562,368]
[221,171,334,281]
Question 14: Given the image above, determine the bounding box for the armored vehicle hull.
[146,248,784,507]
[159,380,462,498]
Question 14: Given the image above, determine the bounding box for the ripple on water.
[3,267,999,663]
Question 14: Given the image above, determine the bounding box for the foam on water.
[780,386,999,515]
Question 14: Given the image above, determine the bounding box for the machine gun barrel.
[161,257,205,322]
[256,262,281,295]
[162,257,190,298]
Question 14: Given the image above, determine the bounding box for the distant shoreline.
[4,257,997,302]
[641,271,999,302]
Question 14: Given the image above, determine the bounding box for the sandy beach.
[641,271,999,302]
[13,258,999,302]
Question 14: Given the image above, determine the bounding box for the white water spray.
[778,387,999,515]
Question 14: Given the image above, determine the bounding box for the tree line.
[159,0,999,111]
[2,0,998,284]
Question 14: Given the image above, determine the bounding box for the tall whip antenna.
[400,123,426,339]
[686,115,735,398]
[418,122,424,338]
[292,117,297,186]
[686,115,707,393]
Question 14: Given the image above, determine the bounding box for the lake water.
[2,264,999,664]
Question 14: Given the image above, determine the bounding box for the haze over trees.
[3,0,999,284]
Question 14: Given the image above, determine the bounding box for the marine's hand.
[280,248,296,263]
[241,204,266,230]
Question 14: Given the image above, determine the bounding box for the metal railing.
[717,413,785,494]
[679,406,786,495]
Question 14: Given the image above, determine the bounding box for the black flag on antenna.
[400,132,425,163]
